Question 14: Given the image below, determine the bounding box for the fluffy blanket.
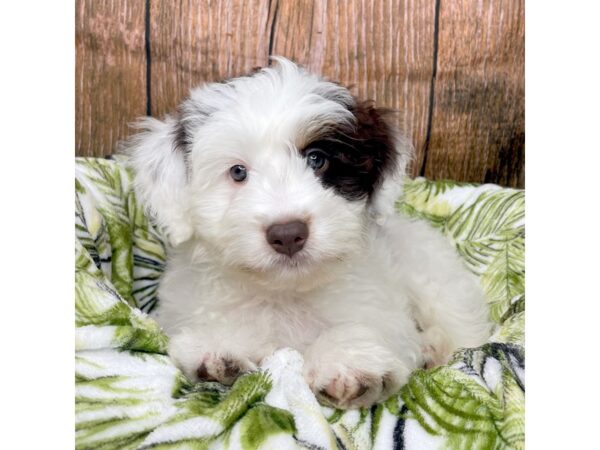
[75,157,524,449]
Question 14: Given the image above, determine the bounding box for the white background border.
[0,1,73,447]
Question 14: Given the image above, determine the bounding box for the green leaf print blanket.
[75,156,524,450]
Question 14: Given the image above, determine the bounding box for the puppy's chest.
[250,295,326,350]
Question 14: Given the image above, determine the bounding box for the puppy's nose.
[266,221,309,257]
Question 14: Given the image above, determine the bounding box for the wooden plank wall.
[75,0,524,188]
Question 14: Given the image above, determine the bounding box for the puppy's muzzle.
[266,221,309,257]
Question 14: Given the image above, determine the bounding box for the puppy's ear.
[349,103,414,222]
[123,116,194,246]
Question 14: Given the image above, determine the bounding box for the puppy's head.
[126,57,412,289]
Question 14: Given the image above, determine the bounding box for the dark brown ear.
[348,101,401,195]
[353,103,413,220]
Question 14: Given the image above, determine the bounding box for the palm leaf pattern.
[75,159,524,449]
[398,179,525,340]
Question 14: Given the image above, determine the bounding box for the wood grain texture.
[270,0,436,178]
[148,0,274,118]
[422,0,525,187]
[75,0,147,157]
[75,0,525,187]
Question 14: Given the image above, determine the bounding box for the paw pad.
[316,372,382,409]
[196,354,245,385]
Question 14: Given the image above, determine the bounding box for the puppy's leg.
[303,324,421,409]
[384,216,493,366]
[168,324,275,385]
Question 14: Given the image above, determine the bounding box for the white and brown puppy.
[126,57,491,409]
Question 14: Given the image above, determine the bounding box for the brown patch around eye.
[299,101,398,201]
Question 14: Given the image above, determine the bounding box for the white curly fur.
[125,58,492,409]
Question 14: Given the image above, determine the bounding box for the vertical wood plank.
[270,0,437,178]
[423,0,525,187]
[149,0,274,119]
[75,0,147,156]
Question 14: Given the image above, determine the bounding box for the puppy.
[126,57,492,409]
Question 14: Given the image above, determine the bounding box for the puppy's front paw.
[311,369,385,409]
[168,332,257,385]
[195,353,254,385]
[303,342,414,408]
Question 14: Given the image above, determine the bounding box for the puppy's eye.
[229,165,248,182]
[306,149,329,174]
